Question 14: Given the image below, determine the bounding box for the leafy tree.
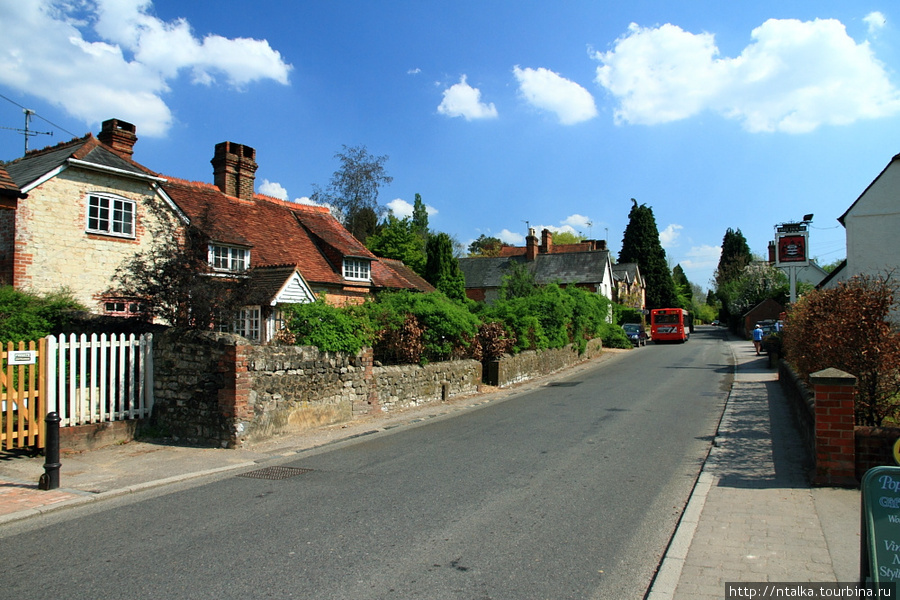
[784,274,900,426]
[618,199,679,310]
[820,258,846,274]
[0,287,84,342]
[113,200,252,330]
[672,264,692,309]
[717,261,788,318]
[499,261,537,300]
[310,145,393,243]
[425,232,466,301]
[366,214,426,275]
[551,231,586,245]
[468,234,503,257]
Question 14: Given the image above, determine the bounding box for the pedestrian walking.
[752,323,764,355]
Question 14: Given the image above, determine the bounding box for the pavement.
[0,337,862,597]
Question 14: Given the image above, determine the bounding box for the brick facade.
[4,168,168,311]
[810,368,858,486]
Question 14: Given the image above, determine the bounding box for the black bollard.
[39,412,61,490]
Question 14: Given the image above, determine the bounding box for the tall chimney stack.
[212,142,257,201]
[98,119,138,157]
[526,227,538,261]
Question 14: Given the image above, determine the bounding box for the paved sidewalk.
[648,339,861,599]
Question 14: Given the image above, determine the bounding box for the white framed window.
[343,258,371,281]
[86,194,135,238]
[218,306,261,341]
[209,244,249,272]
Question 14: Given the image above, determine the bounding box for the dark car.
[622,323,648,347]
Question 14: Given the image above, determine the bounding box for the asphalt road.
[0,327,732,600]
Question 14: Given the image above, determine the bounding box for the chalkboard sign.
[862,466,900,583]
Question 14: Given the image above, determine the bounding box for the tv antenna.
[1,109,52,155]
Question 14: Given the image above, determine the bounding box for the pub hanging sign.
[775,230,809,268]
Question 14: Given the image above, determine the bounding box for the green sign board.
[862,466,900,583]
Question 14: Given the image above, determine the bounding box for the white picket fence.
[45,333,154,427]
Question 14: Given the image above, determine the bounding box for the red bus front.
[650,308,689,343]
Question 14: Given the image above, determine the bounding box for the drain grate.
[547,381,582,387]
[238,466,313,480]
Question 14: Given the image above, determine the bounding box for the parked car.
[711,320,720,327]
[622,323,648,347]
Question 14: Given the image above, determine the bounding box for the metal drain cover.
[238,466,313,480]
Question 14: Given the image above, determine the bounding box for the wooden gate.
[1,339,46,450]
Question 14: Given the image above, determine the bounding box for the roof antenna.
[1,109,53,156]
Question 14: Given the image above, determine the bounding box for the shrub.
[368,291,480,363]
[0,287,84,343]
[783,275,900,426]
[281,299,373,354]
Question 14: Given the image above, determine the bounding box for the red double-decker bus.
[650,308,691,343]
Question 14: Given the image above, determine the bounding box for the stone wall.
[152,330,482,448]
[486,338,604,387]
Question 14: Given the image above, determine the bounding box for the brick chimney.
[98,119,138,157]
[541,229,553,254]
[526,227,539,261]
[768,241,776,264]
[212,142,257,201]
[596,239,607,251]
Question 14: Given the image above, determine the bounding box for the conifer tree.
[618,199,679,310]
[715,228,752,289]
[425,232,466,301]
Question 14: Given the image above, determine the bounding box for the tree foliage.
[672,263,692,309]
[618,199,679,310]
[552,231,586,245]
[425,232,466,301]
[366,215,426,275]
[499,261,537,300]
[717,262,788,319]
[715,228,752,290]
[784,275,900,427]
[411,193,429,239]
[310,145,393,243]
[468,234,503,257]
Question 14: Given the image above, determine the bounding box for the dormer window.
[209,244,249,272]
[343,258,371,281]
[86,193,135,238]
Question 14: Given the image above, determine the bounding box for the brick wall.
[11,169,166,311]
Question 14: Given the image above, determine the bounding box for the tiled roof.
[0,164,23,198]
[4,134,157,190]
[161,179,426,292]
[378,258,436,292]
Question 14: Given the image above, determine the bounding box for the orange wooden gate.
[1,339,46,450]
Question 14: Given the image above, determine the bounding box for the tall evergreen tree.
[714,228,752,289]
[366,215,426,275]
[412,193,429,239]
[425,232,466,301]
[672,263,692,308]
[619,199,679,310]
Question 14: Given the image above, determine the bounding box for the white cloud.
[561,214,593,231]
[497,229,525,245]
[593,18,900,133]
[0,0,292,137]
[258,179,288,200]
[386,198,438,219]
[864,12,887,36]
[437,75,499,120]
[659,223,683,248]
[513,66,597,125]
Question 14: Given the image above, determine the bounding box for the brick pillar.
[810,367,857,486]
[218,342,252,448]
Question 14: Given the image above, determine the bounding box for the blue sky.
[2,1,900,291]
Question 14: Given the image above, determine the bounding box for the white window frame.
[86,193,135,238]
[343,258,371,281]
[217,306,261,341]
[209,244,250,272]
